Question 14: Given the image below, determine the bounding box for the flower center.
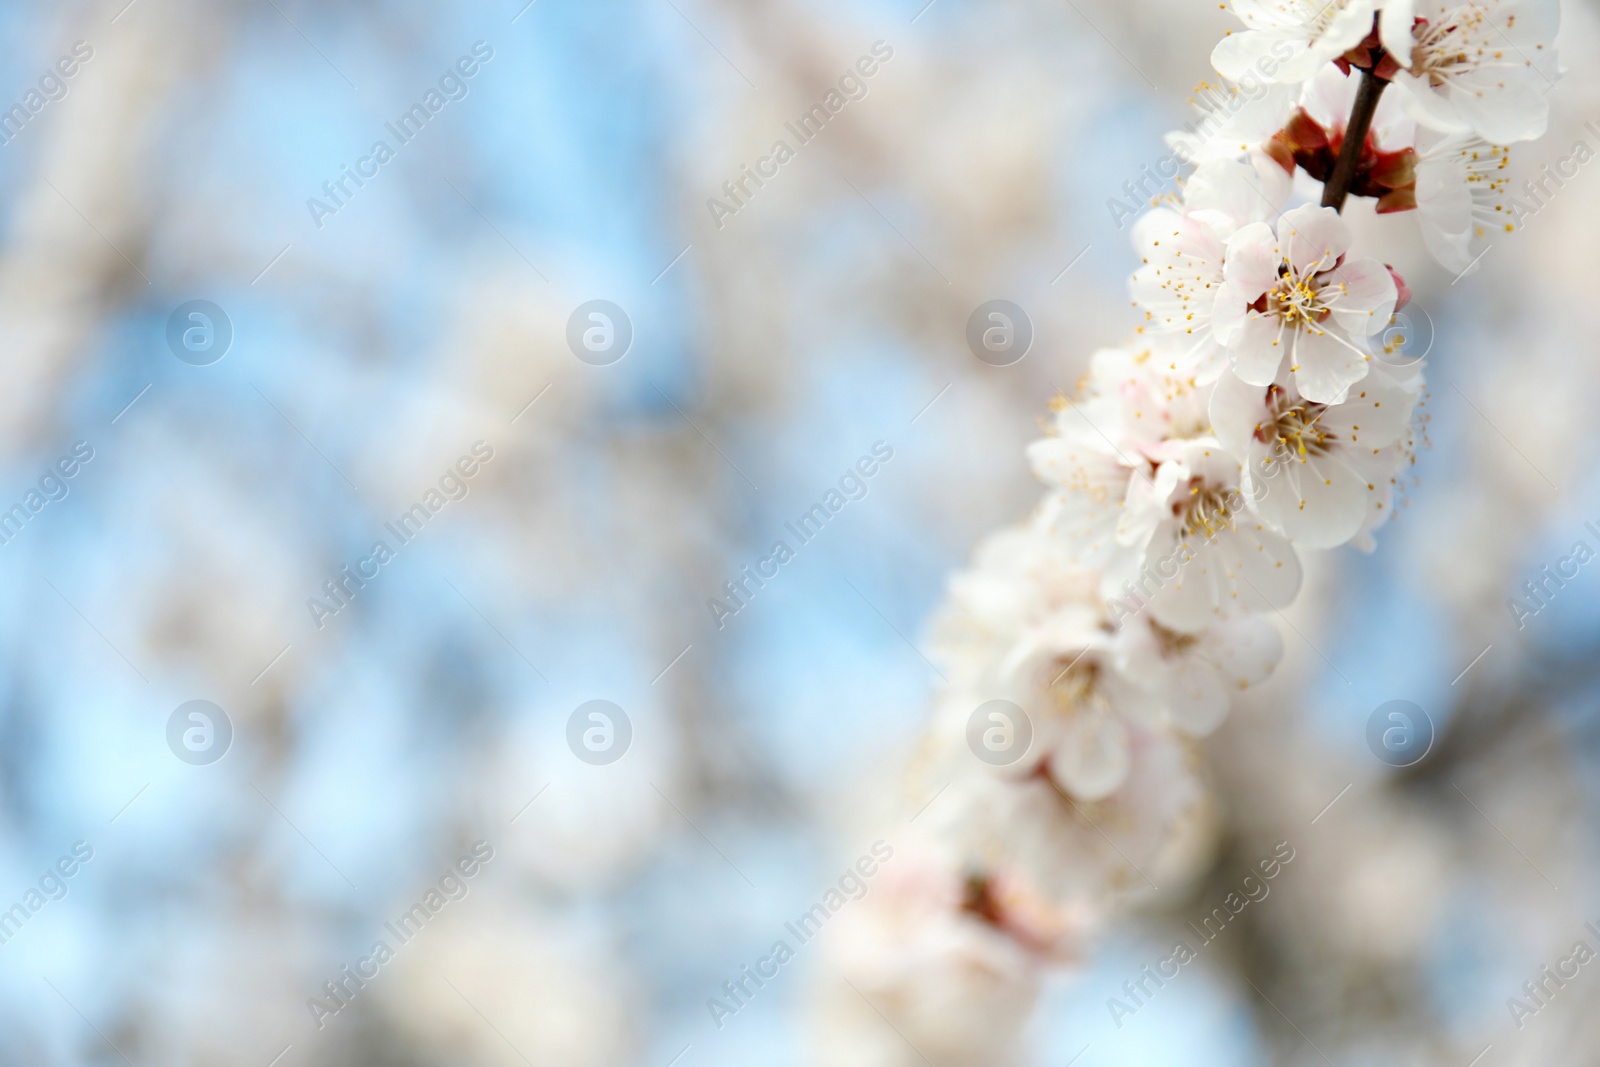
[1173,476,1237,539]
[1254,384,1334,460]
[1149,620,1200,657]
[1048,656,1100,711]
[1264,262,1334,330]
[1408,11,1487,85]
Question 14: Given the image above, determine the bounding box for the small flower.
[1380,0,1560,144]
[933,525,1151,801]
[1115,437,1303,633]
[1166,78,1299,167]
[1209,363,1419,548]
[918,704,1206,918]
[814,841,1045,1066]
[1212,0,1381,85]
[1110,614,1284,736]
[1212,204,1397,404]
[1129,158,1289,379]
[1027,344,1213,574]
[1413,129,1515,273]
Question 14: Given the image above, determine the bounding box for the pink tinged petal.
[1324,256,1398,335]
[1048,713,1130,800]
[1290,327,1369,405]
[1264,454,1370,548]
[1226,313,1288,387]
[1164,658,1231,736]
[1277,204,1349,275]
[1222,223,1280,296]
[1389,267,1411,311]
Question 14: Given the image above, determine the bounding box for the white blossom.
[917,707,1206,923]
[1209,362,1419,548]
[813,841,1043,1067]
[1109,612,1284,735]
[1166,79,1299,166]
[1130,157,1291,380]
[1213,203,1398,403]
[1112,435,1303,632]
[1212,0,1380,84]
[1380,0,1560,144]
[1414,130,1515,272]
[1026,343,1212,575]
[932,522,1152,800]
[809,0,1568,1055]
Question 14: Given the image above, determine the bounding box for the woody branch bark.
[1321,66,1389,211]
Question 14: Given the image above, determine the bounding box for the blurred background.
[1,0,1599,1064]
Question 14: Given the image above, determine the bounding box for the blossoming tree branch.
[814,2,1563,1063]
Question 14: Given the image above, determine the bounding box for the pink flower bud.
[1387,265,1411,311]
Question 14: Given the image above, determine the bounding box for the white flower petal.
[1048,713,1130,800]
[1228,313,1290,386]
[1290,327,1369,404]
[1277,205,1348,276]
[1325,256,1398,336]
[1164,658,1231,736]
[1262,453,1370,547]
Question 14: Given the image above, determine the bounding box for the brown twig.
[1320,67,1389,212]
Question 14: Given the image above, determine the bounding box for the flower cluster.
[816,1,1561,1062]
